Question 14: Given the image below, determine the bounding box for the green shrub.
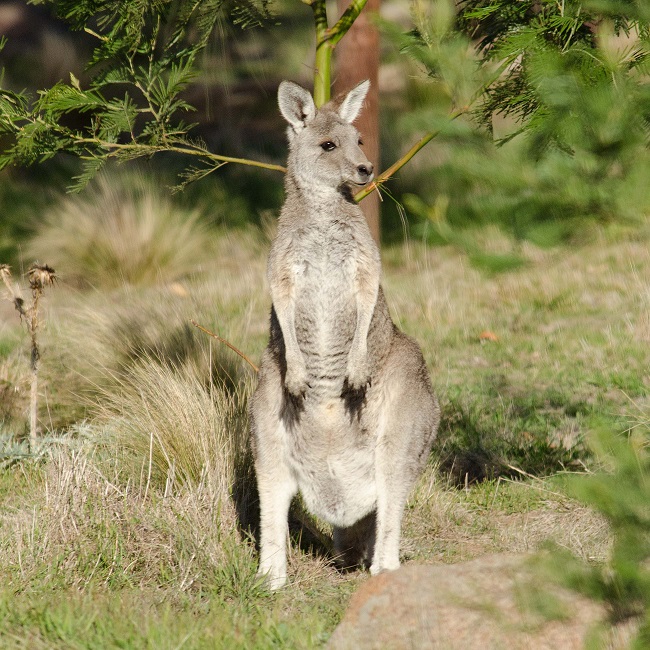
[390,0,650,250]
[541,414,650,646]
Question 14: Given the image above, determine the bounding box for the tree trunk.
[335,0,381,244]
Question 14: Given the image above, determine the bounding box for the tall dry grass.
[96,355,253,498]
[28,172,212,289]
[4,433,258,595]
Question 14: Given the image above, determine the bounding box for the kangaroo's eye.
[358,138,364,146]
[320,141,336,152]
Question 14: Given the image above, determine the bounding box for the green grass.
[0,183,648,645]
[0,583,355,649]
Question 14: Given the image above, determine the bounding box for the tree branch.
[311,0,369,106]
[312,0,332,106]
[329,0,368,46]
[355,109,465,203]
[74,138,287,174]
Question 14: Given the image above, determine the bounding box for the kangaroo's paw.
[345,356,371,392]
[257,567,287,591]
[369,558,400,576]
[284,362,310,397]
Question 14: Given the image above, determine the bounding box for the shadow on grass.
[435,395,589,487]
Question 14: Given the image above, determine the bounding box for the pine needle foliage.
[455,0,650,134]
[392,0,650,249]
[540,418,650,647]
[0,0,273,191]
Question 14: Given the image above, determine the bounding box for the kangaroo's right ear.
[278,81,316,132]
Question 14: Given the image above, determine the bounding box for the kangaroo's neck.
[285,170,358,212]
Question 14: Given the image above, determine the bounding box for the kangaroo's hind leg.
[250,353,298,590]
[370,334,439,575]
[256,452,296,590]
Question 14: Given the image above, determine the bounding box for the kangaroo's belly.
[286,399,377,528]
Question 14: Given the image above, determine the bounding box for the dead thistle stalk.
[0,263,56,450]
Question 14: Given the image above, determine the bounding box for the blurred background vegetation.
[0,0,647,260]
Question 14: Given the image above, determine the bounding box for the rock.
[327,554,608,650]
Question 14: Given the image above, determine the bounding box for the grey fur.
[250,81,439,590]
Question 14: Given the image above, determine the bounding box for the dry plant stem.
[25,265,56,450]
[28,287,41,450]
[189,320,259,373]
[0,264,55,451]
[0,265,35,447]
[0,264,26,319]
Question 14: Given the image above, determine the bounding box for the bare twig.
[189,320,259,373]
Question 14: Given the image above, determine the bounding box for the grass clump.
[28,171,212,289]
[96,355,253,507]
[2,430,259,596]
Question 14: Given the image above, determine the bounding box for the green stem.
[313,42,332,106]
[310,0,369,107]
[355,109,464,202]
[330,0,368,46]
[312,0,331,106]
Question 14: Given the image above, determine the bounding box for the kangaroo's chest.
[291,223,359,343]
[291,222,358,292]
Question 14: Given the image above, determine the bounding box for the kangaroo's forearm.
[272,292,303,364]
[350,256,380,358]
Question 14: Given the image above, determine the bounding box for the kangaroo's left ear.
[338,80,370,123]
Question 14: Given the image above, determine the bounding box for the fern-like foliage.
[389,0,650,250]
[0,0,274,190]
[456,0,650,131]
[541,421,650,647]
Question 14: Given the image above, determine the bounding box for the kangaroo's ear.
[278,81,316,131]
[338,80,370,123]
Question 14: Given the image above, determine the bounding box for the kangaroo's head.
[278,80,373,196]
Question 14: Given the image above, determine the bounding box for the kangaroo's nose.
[357,163,373,178]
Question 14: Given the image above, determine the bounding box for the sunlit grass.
[28,172,213,289]
[0,182,648,644]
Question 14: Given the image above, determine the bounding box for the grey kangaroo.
[250,79,439,589]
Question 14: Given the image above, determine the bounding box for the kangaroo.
[250,79,440,590]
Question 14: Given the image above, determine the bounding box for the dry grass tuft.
[28,172,212,289]
[95,355,252,497]
[3,436,256,594]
